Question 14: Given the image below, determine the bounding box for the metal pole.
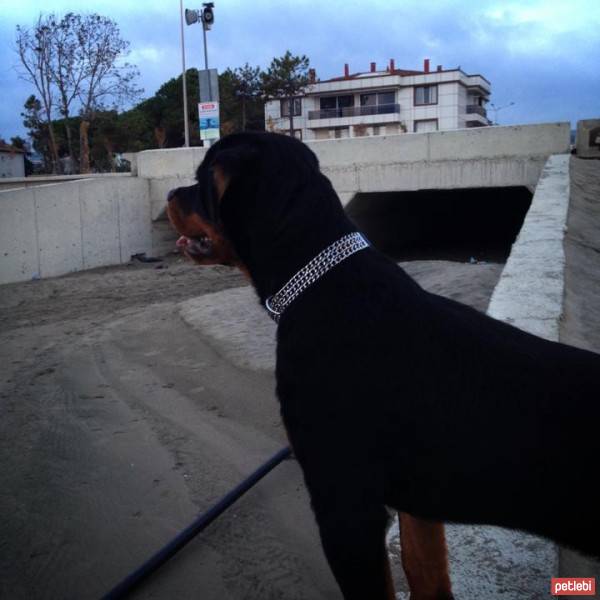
[202,23,212,101]
[102,446,292,600]
[179,0,190,147]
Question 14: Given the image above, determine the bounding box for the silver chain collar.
[265,232,369,323]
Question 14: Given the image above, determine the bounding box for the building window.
[360,91,395,106]
[280,98,302,117]
[319,95,354,118]
[414,85,438,105]
[359,91,397,115]
[414,119,438,133]
[320,96,337,111]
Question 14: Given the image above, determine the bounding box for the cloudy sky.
[1,0,598,142]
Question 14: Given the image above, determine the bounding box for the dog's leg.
[285,423,396,599]
[399,513,454,600]
[317,512,397,600]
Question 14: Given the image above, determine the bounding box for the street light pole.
[185,3,217,146]
[179,0,190,147]
[489,101,515,125]
[202,19,212,101]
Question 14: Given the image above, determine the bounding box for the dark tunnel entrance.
[345,186,533,263]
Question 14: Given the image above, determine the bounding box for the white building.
[264,59,491,140]
[0,142,25,178]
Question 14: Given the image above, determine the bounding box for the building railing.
[466,105,487,118]
[308,103,400,120]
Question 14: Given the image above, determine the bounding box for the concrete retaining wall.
[1,122,572,285]
[138,122,570,215]
[0,172,133,192]
[0,177,151,284]
[483,153,571,589]
[310,122,570,165]
[488,154,570,340]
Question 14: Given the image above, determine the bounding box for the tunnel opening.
[346,186,533,263]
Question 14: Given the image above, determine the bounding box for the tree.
[21,94,53,171]
[262,51,310,137]
[74,14,142,172]
[16,16,60,172]
[49,13,87,164]
[16,12,141,174]
[231,63,262,131]
[132,68,200,148]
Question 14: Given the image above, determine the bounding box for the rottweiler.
[167,132,600,600]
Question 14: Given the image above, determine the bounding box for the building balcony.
[307,103,402,129]
[466,104,487,118]
[308,103,400,120]
[465,104,490,127]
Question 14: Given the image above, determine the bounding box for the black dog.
[167,132,600,600]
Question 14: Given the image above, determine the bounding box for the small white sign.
[199,101,220,142]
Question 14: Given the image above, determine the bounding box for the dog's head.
[167,132,352,292]
[166,168,237,267]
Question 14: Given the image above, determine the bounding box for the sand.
[0,251,505,600]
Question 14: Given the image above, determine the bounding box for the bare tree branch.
[15,15,60,172]
[73,14,142,172]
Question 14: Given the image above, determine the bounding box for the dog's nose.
[167,188,178,203]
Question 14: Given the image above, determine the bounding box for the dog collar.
[265,232,369,323]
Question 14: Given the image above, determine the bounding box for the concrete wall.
[138,122,571,215]
[0,172,132,192]
[314,122,570,205]
[1,122,572,285]
[0,177,151,284]
[487,154,570,340]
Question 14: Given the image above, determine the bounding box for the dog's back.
[275,236,600,558]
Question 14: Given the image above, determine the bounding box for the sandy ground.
[0,248,505,599]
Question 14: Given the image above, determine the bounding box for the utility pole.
[201,5,213,101]
[179,0,190,146]
[185,3,218,146]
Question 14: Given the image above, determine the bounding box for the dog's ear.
[209,143,259,184]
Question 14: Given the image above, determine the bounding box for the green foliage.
[9,136,28,151]
[21,95,53,171]
[262,51,310,99]
[262,50,310,135]
[19,47,308,171]
[118,64,266,150]
[132,68,201,148]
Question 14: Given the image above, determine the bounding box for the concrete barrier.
[0,177,151,284]
[488,154,570,340]
[308,122,570,166]
[138,123,571,216]
[137,123,570,176]
[1,122,573,285]
[0,172,132,192]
